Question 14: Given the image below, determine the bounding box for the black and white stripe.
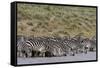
[81,38,91,54]
[17,36,32,58]
[25,37,47,57]
[17,36,96,58]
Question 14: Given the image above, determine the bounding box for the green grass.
[17,3,96,38]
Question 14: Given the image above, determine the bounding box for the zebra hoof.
[72,54,75,56]
[64,54,67,56]
[85,52,87,54]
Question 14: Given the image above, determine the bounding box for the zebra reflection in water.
[17,35,96,58]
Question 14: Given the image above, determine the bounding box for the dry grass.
[17,3,96,38]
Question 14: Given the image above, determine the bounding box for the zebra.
[89,35,96,51]
[53,37,71,56]
[69,35,87,54]
[52,41,67,57]
[17,35,97,58]
[89,40,96,52]
[44,37,65,57]
[62,37,85,56]
[81,38,92,54]
[17,36,32,58]
[17,36,64,57]
[17,36,25,57]
[49,37,72,57]
[25,37,47,57]
[48,37,77,56]
[63,39,77,56]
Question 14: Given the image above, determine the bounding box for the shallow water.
[17,52,96,65]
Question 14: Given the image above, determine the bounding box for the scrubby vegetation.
[17,3,96,38]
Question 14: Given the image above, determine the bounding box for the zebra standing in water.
[52,37,71,56]
[17,36,32,58]
[89,36,96,52]
[25,37,46,57]
[62,37,85,56]
[63,39,77,56]
[81,38,92,54]
[17,36,65,57]
[89,39,96,52]
[43,37,65,57]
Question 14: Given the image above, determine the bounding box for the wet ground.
[17,52,96,65]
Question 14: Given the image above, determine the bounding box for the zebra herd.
[17,35,96,58]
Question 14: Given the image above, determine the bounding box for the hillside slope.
[17,3,96,38]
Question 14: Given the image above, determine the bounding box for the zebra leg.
[38,51,41,57]
[79,47,84,53]
[35,51,41,57]
[70,49,75,56]
[19,51,23,57]
[21,50,25,58]
[29,52,33,57]
[64,51,68,56]
[45,51,53,57]
[24,49,31,58]
[31,50,35,57]
[84,47,88,54]
[76,49,78,54]
[22,50,27,58]
[42,52,45,57]
[38,52,44,57]
[25,53,28,58]
[64,53,67,56]
[85,50,87,54]
[72,52,75,56]
[72,49,76,56]
[34,51,38,57]
[45,51,51,57]
[31,50,39,57]
[90,47,94,52]
[26,52,32,58]
[22,50,28,58]
[23,53,26,58]
[70,51,74,56]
